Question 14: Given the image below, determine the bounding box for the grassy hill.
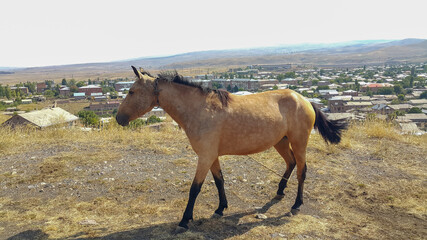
[0,120,426,239]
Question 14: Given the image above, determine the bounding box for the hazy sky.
[1,0,426,67]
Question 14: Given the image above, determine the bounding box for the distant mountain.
[1,38,426,83]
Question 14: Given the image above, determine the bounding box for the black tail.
[311,102,347,144]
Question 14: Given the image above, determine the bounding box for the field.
[0,120,426,239]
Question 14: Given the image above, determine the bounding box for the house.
[326,113,359,121]
[345,102,373,112]
[10,86,29,95]
[88,101,120,115]
[360,83,393,93]
[115,81,135,91]
[318,90,339,99]
[21,99,32,104]
[1,107,78,129]
[73,92,86,100]
[389,104,413,112]
[372,104,393,115]
[396,114,427,130]
[59,87,71,96]
[328,96,351,113]
[408,99,427,106]
[342,90,358,96]
[2,100,14,105]
[78,85,103,96]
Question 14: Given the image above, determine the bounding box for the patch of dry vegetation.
[0,114,10,124]
[0,120,426,239]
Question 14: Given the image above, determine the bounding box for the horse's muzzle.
[116,113,130,126]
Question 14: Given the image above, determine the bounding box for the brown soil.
[0,124,426,239]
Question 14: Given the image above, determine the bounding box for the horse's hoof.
[274,194,285,200]
[290,208,300,215]
[174,226,188,234]
[211,213,222,219]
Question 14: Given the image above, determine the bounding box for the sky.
[1,0,426,67]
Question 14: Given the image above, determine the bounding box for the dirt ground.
[0,123,426,239]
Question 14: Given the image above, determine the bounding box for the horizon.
[1,0,427,68]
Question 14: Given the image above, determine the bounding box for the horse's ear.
[131,66,143,81]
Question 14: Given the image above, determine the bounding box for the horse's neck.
[158,82,203,129]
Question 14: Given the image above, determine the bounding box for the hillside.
[1,39,426,84]
[0,120,426,239]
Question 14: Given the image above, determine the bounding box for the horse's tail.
[311,102,348,144]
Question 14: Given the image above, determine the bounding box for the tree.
[43,90,55,98]
[284,71,296,79]
[233,85,239,93]
[397,94,405,102]
[394,85,404,95]
[226,85,232,92]
[420,91,427,99]
[272,85,279,90]
[78,110,100,127]
[0,84,4,98]
[408,107,422,113]
[377,87,394,95]
[61,78,67,85]
[76,81,86,87]
[317,85,330,91]
[146,115,162,124]
[5,86,11,99]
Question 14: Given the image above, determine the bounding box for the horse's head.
[116,66,157,126]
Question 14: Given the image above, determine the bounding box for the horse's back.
[217,89,314,155]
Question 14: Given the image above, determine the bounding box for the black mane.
[157,71,231,107]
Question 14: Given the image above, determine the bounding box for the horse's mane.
[157,71,231,107]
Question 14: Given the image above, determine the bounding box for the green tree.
[420,91,427,99]
[4,86,11,99]
[284,71,296,79]
[377,87,394,95]
[78,110,100,127]
[226,85,232,92]
[146,115,162,124]
[0,84,4,98]
[233,85,239,93]
[76,81,86,87]
[394,85,404,95]
[397,94,405,102]
[272,85,279,90]
[43,90,55,98]
[408,107,422,113]
[316,85,330,91]
[61,78,67,85]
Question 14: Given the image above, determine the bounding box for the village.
[1,63,426,134]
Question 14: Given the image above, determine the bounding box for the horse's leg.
[273,136,296,199]
[178,156,214,230]
[289,139,308,214]
[210,157,228,217]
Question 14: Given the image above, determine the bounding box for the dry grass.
[0,114,10,124]
[0,120,426,239]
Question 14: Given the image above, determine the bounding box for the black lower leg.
[277,163,296,196]
[179,182,203,228]
[213,170,228,215]
[292,164,307,210]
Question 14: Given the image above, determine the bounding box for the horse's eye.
[129,90,134,95]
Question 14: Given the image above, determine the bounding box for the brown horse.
[116,66,347,231]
